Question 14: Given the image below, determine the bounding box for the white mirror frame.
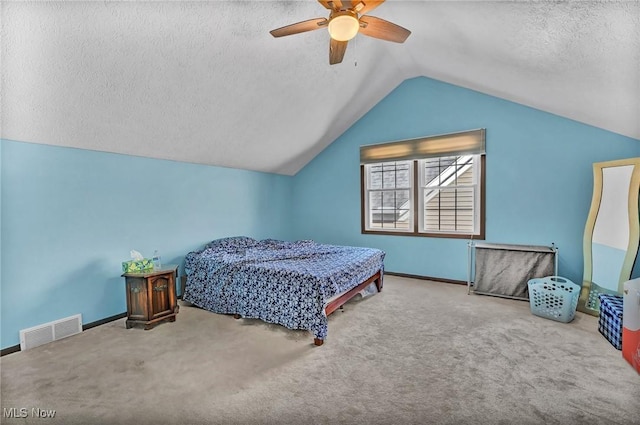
[578,157,640,315]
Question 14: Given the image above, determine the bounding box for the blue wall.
[3,76,640,350]
[291,77,640,285]
[1,140,292,349]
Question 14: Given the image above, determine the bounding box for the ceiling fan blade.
[339,0,355,9]
[329,39,348,65]
[270,18,328,38]
[318,0,342,11]
[359,15,410,43]
[354,0,385,15]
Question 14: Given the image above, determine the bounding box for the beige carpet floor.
[1,276,638,425]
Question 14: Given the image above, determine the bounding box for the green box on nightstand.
[121,259,153,273]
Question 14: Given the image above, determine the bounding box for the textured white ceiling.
[2,1,639,175]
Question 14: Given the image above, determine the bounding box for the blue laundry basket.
[528,276,580,323]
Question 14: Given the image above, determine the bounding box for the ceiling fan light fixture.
[328,11,359,41]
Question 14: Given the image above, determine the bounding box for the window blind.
[360,129,486,164]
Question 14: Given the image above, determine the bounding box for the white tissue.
[130,250,144,260]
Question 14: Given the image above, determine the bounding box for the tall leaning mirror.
[578,157,640,315]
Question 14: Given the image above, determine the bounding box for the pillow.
[257,239,316,250]
[292,239,315,247]
[204,236,258,252]
[258,239,288,249]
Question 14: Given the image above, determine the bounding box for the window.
[419,155,481,235]
[365,161,413,231]
[361,129,485,239]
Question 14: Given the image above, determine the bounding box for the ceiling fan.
[269,0,411,65]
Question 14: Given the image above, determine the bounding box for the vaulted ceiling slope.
[2,1,639,175]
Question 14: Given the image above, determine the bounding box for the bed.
[183,237,385,345]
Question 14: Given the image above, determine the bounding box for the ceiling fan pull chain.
[354,36,358,67]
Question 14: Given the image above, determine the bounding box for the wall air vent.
[19,314,83,351]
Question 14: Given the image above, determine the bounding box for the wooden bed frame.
[234,269,383,346]
[317,269,383,346]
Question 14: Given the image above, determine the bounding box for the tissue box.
[122,259,153,273]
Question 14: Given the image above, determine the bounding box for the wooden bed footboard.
[314,270,383,346]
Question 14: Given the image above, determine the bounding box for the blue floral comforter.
[183,237,385,340]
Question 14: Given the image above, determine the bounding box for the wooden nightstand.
[122,265,179,330]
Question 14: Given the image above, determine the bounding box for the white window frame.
[363,161,414,232]
[417,155,482,236]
